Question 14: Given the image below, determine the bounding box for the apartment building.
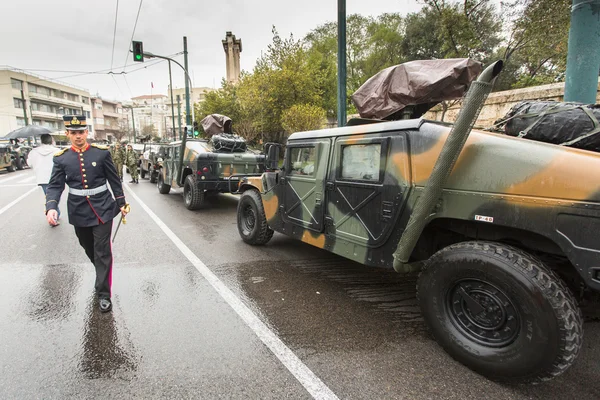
[91,97,126,142]
[0,67,93,138]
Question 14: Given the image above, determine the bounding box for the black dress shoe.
[129,180,135,183]
[99,298,112,313]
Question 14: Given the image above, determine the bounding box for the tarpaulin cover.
[496,101,600,152]
[210,134,247,153]
[352,58,483,120]
[201,114,232,136]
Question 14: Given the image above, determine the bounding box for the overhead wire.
[0,57,176,87]
[110,0,120,71]
[122,0,145,72]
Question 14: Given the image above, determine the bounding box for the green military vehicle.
[235,60,599,383]
[156,138,265,209]
[0,144,17,172]
[140,143,165,183]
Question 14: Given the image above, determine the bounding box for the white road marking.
[0,186,38,216]
[0,173,26,184]
[0,183,37,187]
[17,176,36,184]
[123,184,339,400]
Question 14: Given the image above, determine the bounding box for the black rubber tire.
[7,161,16,172]
[183,175,205,210]
[237,189,274,245]
[417,241,583,384]
[157,172,171,194]
[15,157,24,170]
[150,171,158,184]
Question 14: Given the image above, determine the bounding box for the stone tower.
[222,32,242,84]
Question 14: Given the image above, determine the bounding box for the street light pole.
[337,0,347,127]
[168,60,177,142]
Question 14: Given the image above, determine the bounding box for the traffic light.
[193,121,199,137]
[132,41,144,62]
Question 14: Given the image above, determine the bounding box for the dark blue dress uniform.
[45,115,126,305]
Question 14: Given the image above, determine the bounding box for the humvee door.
[325,133,409,247]
[282,139,331,231]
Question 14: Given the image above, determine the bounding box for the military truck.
[156,139,265,209]
[140,143,164,183]
[0,144,17,172]
[235,60,599,383]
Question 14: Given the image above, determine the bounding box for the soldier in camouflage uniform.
[112,142,125,182]
[126,145,139,184]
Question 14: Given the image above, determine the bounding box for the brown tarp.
[352,58,483,120]
[200,114,232,136]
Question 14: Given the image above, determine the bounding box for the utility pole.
[127,106,136,144]
[177,95,182,140]
[168,61,177,143]
[20,90,28,126]
[337,0,347,127]
[184,36,191,128]
[564,0,600,104]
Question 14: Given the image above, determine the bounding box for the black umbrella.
[2,125,54,139]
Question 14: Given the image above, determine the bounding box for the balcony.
[28,92,89,110]
[103,110,120,118]
[31,110,63,120]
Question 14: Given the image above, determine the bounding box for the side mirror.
[265,143,280,171]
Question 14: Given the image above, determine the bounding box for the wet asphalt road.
[0,168,599,399]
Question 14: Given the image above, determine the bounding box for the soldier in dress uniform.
[45,115,128,313]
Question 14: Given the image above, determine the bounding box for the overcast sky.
[1,0,426,101]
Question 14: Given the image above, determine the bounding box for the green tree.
[502,0,571,88]
[281,104,326,134]
[194,80,241,124]
[237,27,323,143]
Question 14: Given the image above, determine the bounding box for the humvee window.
[289,147,316,176]
[341,143,381,181]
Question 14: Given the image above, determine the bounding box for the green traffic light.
[135,54,142,60]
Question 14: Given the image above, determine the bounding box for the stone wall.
[423,79,600,129]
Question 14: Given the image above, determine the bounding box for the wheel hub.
[448,279,520,347]
[243,205,256,232]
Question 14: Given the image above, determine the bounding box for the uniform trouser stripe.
[74,220,114,299]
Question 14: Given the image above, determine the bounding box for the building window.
[16,117,25,127]
[95,103,103,110]
[65,93,78,102]
[32,119,42,125]
[86,111,91,118]
[13,98,24,109]
[82,96,89,104]
[11,78,23,90]
[29,84,51,96]
[94,118,104,125]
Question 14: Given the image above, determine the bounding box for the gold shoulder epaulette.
[54,148,68,157]
[91,143,109,150]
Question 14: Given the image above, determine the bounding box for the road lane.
[124,174,600,400]
[1,168,598,399]
[0,178,316,399]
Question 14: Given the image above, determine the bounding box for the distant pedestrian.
[45,115,128,313]
[126,145,139,184]
[112,142,125,181]
[27,133,61,221]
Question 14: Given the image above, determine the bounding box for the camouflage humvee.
[0,144,16,172]
[157,139,265,209]
[235,61,597,383]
